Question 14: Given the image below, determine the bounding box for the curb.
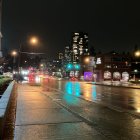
[90,83,140,89]
[0,81,15,138]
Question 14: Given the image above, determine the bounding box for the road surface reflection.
[42,78,140,115]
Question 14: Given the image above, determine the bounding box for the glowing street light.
[12,50,17,56]
[30,37,38,45]
[135,51,140,57]
[40,64,43,67]
[85,57,90,63]
[18,36,39,82]
[11,50,17,73]
[11,50,17,64]
[133,50,140,81]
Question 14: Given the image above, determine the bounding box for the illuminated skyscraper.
[72,32,89,62]
[64,46,71,62]
[0,0,2,57]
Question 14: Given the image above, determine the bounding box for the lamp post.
[30,36,39,54]
[84,57,90,72]
[11,50,17,73]
[84,57,90,64]
[17,44,22,82]
[84,56,97,81]
[30,37,39,67]
[18,36,39,82]
[133,50,140,81]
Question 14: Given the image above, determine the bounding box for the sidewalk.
[93,81,140,89]
[14,83,106,140]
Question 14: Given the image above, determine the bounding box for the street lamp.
[18,36,39,82]
[12,50,17,56]
[84,57,90,64]
[40,64,43,67]
[11,50,17,73]
[135,51,140,57]
[133,50,140,81]
[30,37,38,46]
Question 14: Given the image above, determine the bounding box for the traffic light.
[67,63,73,70]
[66,63,80,70]
[74,64,80,70]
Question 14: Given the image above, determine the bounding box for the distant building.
[94,52,131,81]
[64,46,71,62]
[72,32,89,63]
[59,53,63,60]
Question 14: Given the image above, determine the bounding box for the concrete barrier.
[0,81,15,138]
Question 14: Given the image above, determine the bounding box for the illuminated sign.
[113,72,121,80]
[122,72,129,81]
[84,72,93,81]
[70,71,74,77]
[104,71,111,79]
[96,58,101,64]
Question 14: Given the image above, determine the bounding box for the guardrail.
[0,81,15,138]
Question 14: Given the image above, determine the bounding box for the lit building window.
[104,71,111,79]
[122,72,129,81]
[84,35,88,38]
[134,69,138,73]
[73,49,78,54]
[73,36,78,42]
[75,33,79,35]
[113,72,121,80]
[105,65,111,68]
[96,58,102,64]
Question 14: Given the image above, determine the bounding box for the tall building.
[64,46,71,62]
[0,0,2,57]
[72,32,89,62]
[59,53,63,60]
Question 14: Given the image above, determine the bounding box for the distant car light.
[70,77,78,81]
[35,76,41,83]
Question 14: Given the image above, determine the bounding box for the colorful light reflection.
[65,82,73,94]
[65,82,81,96]
[92,85,97,100]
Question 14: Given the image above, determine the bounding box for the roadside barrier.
[0,81,15,138]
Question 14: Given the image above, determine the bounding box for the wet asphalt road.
[42,78,140,116]
[41,78,140,140]
[6,79,140,140]
[14,83,107,140]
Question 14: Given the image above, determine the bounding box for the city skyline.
[1,0,140,59]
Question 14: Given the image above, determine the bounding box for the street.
[41,78,140,139]
[42,78,140,116]
[14,82,106,140]
[5,79,140,140]
[1,0,140,139]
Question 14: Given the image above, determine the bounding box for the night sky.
[2,0,140,59]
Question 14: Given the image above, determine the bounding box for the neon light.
[84,72,93,81]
